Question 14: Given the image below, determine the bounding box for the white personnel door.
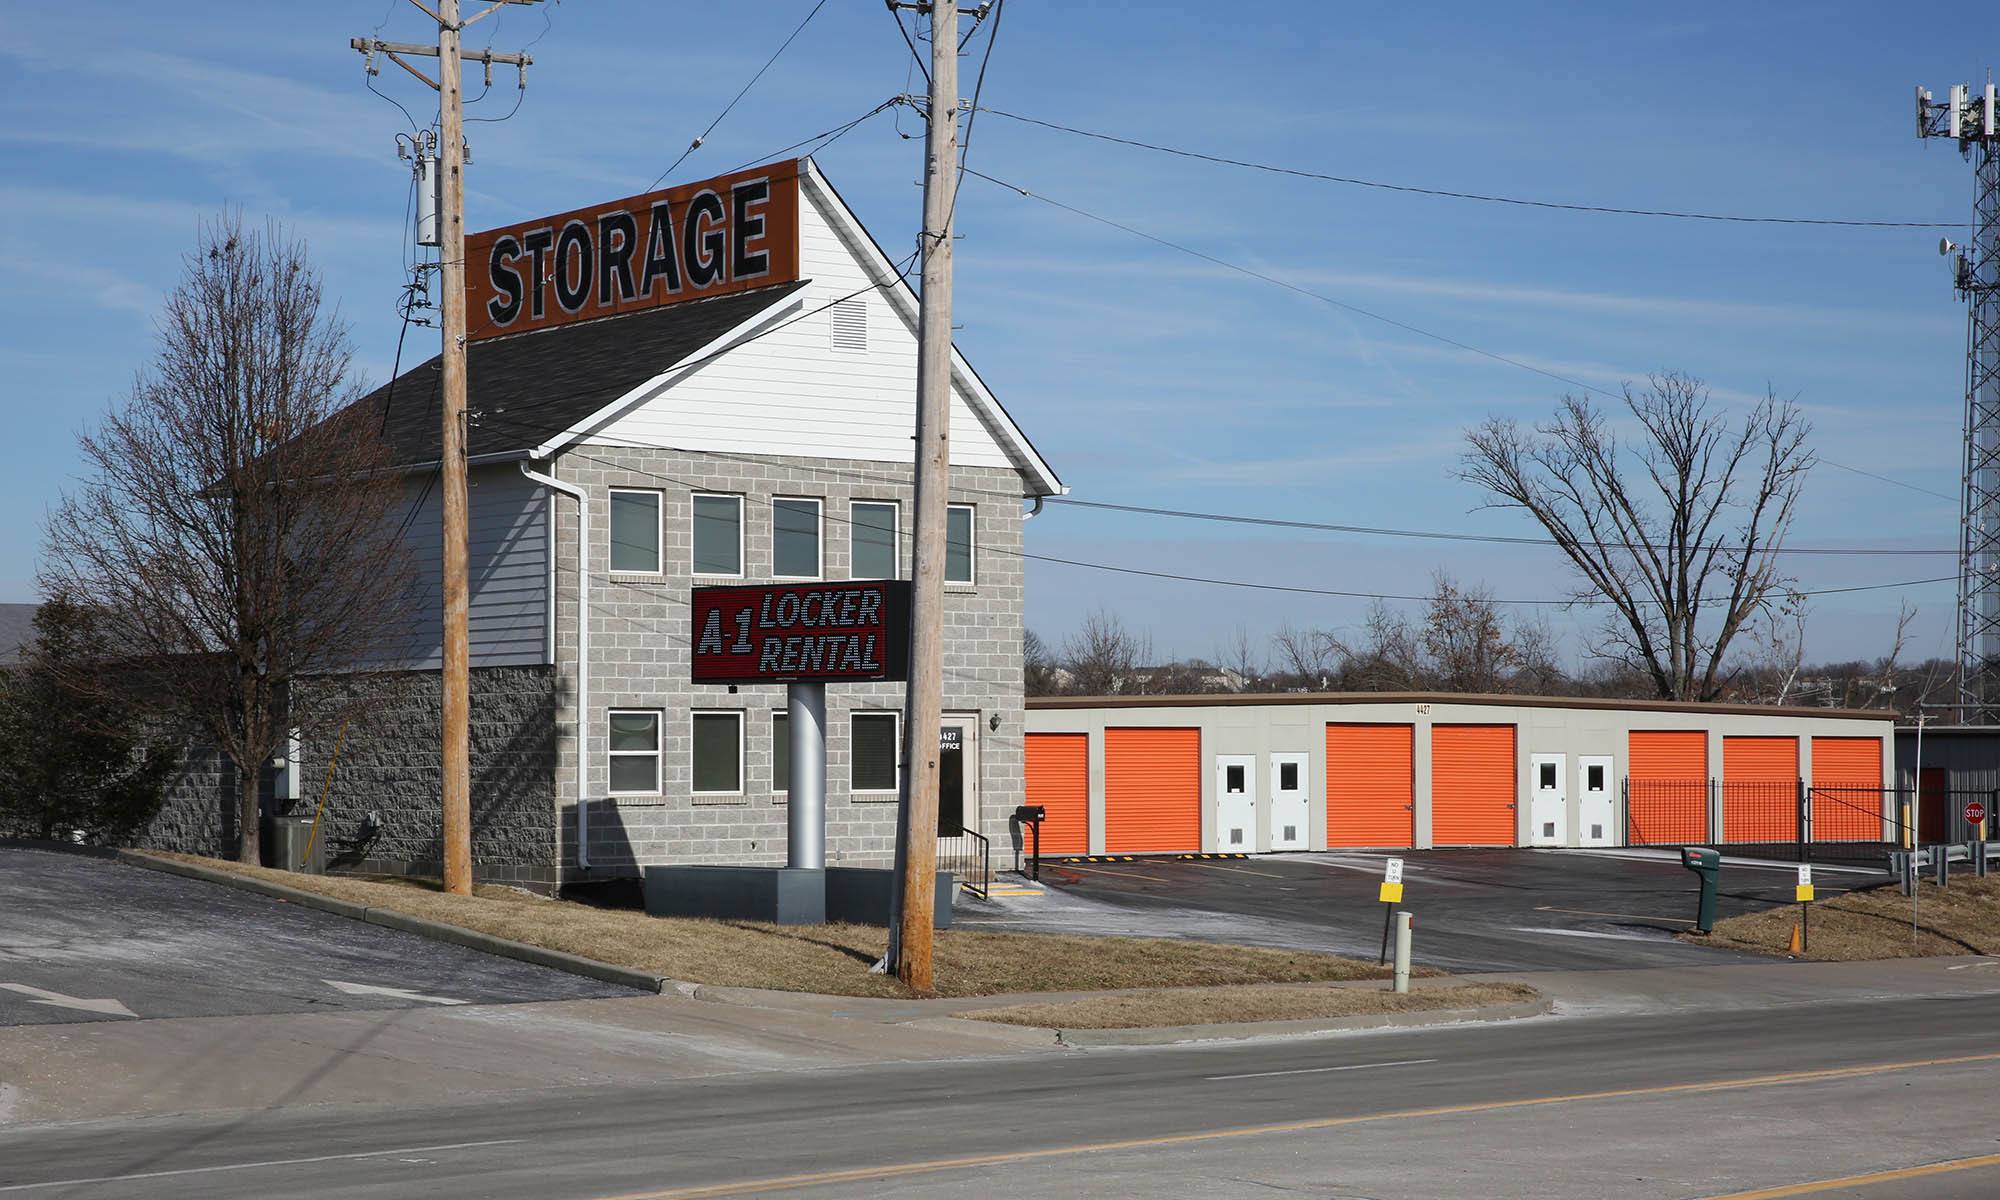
[1530,753,1567,846]
[1577,755,1615,846]
[1213,755,1256,852]
[1268,752,1309,851]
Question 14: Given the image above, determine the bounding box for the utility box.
[265,814,326,875]
[1680,845,1720,933]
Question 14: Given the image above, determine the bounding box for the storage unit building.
[1026,693,1894,855]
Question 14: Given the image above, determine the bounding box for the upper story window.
[946,504,975,585]
[609,489,662,574]
[773,498,822,579]
[692,493,743,577]
[851,501,899,579]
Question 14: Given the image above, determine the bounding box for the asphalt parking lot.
[962,848,1891,972]
[0,846,634,1026]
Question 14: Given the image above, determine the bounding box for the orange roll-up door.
[1810,736,1885,841]
[1024,733,1090,855]
[1326,724,1413,848]
[1431,724,1517,846]
[1104,727,1201,853]
[1722,736,1800,842]
[1627,730,1708,844]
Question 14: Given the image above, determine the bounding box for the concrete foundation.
[643,865,827,926]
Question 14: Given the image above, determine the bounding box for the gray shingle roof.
[346,281,809,469]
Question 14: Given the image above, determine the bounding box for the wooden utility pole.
[352,0,537,898]
[890,0,959,993]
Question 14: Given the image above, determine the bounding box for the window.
[607,710,660,795]
[1539,762,1557,789]
[692,494,743,576]
[1225,764,1245,793]
[850,501,899,579]
[850,712,899,793]
[773,498,822,579]
[1587,764,1606,791]
[773,711,789,794]
[609,489,662,574]
[946,504,974,584]
[692,710,744,795]
[1280,761,1299,791]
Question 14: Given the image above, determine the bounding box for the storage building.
[1025,693,1894,856]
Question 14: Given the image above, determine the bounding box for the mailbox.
[1680,846,1720,934]
[1013,806,1048,880]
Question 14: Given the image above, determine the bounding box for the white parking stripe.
[1207,1058,1439,1082]
[0,1139,524,1193]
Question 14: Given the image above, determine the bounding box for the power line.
[1042,496,1957,557]
[649,0,829,191]
[980,107,1965,229]
[960,166,1960,505]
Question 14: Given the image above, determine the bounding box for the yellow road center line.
[1697,1152,2000,1198]
[594,1051,2000,1200]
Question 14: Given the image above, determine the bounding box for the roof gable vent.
[829,297,868,352]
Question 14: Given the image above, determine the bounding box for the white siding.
[584,184,1022,476]
[363,465,549,669]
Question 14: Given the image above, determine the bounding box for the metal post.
[1392,911,1412,994]
[787,683,826,869]
[1030,819,1041,881]
[1379,902,1394,965]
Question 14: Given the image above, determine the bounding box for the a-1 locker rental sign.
[691,580,911,684]
[465,160,801,342]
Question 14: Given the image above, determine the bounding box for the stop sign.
[1966,800,1988,826]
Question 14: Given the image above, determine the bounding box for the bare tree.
[1339,601,1424,691]
[1269,623,1339,690]
[1214,625,1264,692]
[1061,609,1149,695]
[1507,614,1569,697]
[1461,373,1813,702]
[42,216,411,863]
[1419,574,1519,693]
[1023,628,1060,696]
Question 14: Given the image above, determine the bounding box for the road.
[0,847,632,1025]
[5,984,2000,1198]
[963,848,1880,971]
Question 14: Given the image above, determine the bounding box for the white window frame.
[606,708,662,797]
[849,499,900,580]
[849,710,901,796]
[691,492,745,579]
[608,487,665,576]
[691,709,746,797]
[946,503,976,586]
[771,496,824,581]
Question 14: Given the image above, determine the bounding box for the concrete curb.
[960,994,1553,1047]
[114,851,673,996]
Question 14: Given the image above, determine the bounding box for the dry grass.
[964,982,1541,1030]
[137,852,1403,999]
[1694,875,2000,961]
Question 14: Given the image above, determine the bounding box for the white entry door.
[1214,755,1256,852]
[1530,753,1567,846]
[1577,755,1615,846]
[1268,753,1310,851]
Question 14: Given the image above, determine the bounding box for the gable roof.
[348,282,809,470]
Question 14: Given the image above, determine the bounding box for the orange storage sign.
[1627,730,1708,844]
[1431,724,1517,846]
[465,160,802,342]
[1104,728,1201,853]
[1024,733,1090,856]
[1326,724,1413,847]
[1810,737,1885,841]
[1722,736,1799,843]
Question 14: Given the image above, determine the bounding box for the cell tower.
[1917,80,2000,720]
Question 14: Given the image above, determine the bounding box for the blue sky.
[0,2,1982,669]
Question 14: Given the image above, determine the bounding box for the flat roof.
[1027,691,1896,722]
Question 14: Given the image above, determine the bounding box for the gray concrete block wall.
[134,742,234,857]
[546,446,1028,882]
[290,666,560,890]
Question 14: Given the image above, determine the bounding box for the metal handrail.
[938,827,990,898]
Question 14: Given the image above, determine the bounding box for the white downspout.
[521,461,590,872]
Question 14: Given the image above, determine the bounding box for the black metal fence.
[1624,779,1907,865]
[937,827,991,898]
